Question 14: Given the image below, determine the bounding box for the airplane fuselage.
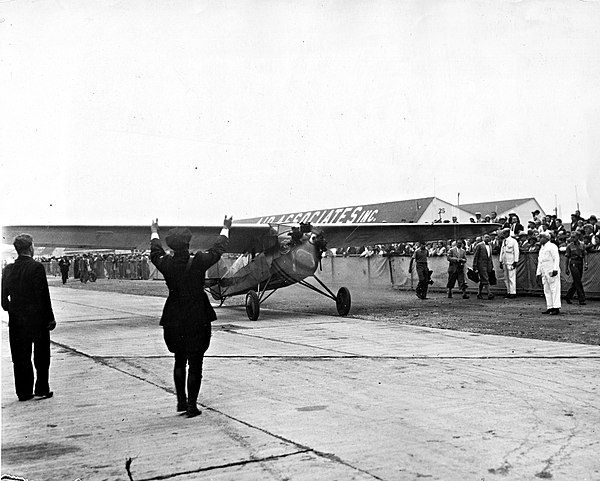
[209,229,324,299]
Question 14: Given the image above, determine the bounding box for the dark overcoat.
[2,256,55,337]
[150,236,228,354]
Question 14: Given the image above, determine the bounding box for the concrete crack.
[133,449,308,481]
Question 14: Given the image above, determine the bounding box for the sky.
[1,0,599,228]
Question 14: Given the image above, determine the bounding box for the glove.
[48,320,56,331]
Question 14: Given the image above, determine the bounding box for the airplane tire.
[245,290,260,321]
[89,272,97,282]
[336,287,351,316]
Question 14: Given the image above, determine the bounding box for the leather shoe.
[18,394,34,402]
[185,407,202,418]
[565,298,572,304]
[177,402,187,412]
[542,309,552,314]
[34,391,53,399]
[550,309,560,315]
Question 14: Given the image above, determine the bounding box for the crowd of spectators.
[329,210,600,258]
[30,252,152,281]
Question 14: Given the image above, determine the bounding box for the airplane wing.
[3,222,499,254]
[2,224,274,254]
[315,222,502,247]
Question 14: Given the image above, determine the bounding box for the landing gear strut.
[296,276,352,317]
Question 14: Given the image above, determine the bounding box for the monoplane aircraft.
[2,220,498,320]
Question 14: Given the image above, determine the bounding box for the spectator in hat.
[58,256,70,284]
[527,236,540,253]
[150,216,232,418]
[536,231,561,315]
[508,212,524,238]
[446,239,469,299]
[589,215,598,235]
[2,234,56,401]
[490,211,498,223]
[564,231,588,305]
[472,234,495,300]
[557,232,569,251]
[517,231,529,251]
[570,213,581,232]
[499,228,519,299]
[527,219,538,234]
[409,241,431,299]
[531,209,541,223]
[474,212,483,223]
[555,218,567,236]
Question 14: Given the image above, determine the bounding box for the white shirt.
[536,241,560,276]
[500,236,520,264]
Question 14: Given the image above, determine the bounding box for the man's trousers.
[503,265,517,295]
[9,327,51,400]
[542,274,561,310]
[565,261,585,302]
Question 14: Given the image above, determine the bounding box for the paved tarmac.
[2,286,600,481]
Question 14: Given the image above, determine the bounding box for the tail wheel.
[89,272,97,282]
[336,287,351,316]
[245,290,260,321]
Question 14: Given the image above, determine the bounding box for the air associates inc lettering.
[257,206,379,225]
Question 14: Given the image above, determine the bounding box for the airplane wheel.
[245,290,260,321]
[336,287,351,316]
[89,272,97,282]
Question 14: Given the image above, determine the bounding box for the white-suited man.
[499,228,520,299]
[536,231,561,315]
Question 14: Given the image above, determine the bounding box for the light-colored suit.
[536,241,561,309]
[499,236,520,294]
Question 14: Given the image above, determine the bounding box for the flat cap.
[165,227,192,251]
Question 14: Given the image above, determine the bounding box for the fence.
[317,252,600,299]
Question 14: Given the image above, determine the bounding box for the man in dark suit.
[408,241,431,299]
[58,256,70,284]
[446,239,469,299]
[472,234,495,300]
[150,216,231,418]
[2,234,56,401]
